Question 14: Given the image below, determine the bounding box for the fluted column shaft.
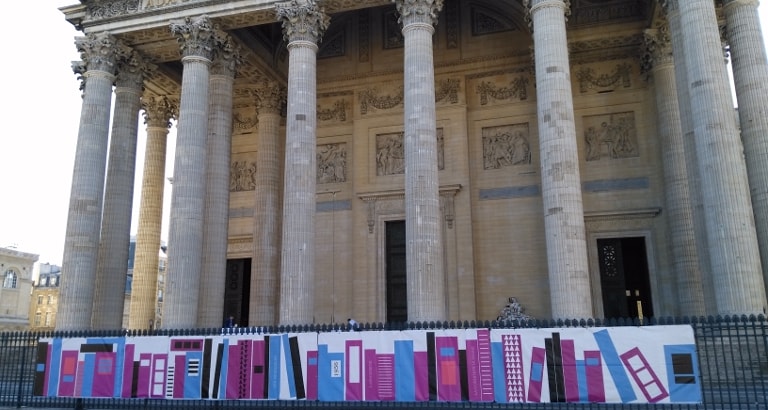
[394,0,446,322]
[528,0,592,319]
[92,51,147,330]
[250,82,284,326]
[163,16,215,329]
[198,38,239,328]
[664,3,717,313]
[724,0,768,291]
[645,28,705,316]
[129,96,176,330]
[678,0,766,314]
[57,33,118,331]
[276,0,329,325]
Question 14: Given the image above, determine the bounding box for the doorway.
[597,237,653,320]
[385,220,407,323]
[224,258,251,327]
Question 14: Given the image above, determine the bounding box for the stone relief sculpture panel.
[482,124,532,170]
[575,62,632,93]
[583,111,638,161]
[229,155,257,192]
[317,143,347,184]
[376,129,444,176]
[232,108,256,134]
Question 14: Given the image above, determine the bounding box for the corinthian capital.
[522,0,571,29]
[275,0,330,45]
[75,32,121,74]
[210,30,242,77]
[117,49,155,90]
[142,95,178,129]
[254,80,286,115]
[393,0,444,27]
[170,15,216,60]
[642,26,674,72]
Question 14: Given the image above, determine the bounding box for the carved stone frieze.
[435,78,460,105]
[227,237,253,256]
[575,62,632,93]
[317,143,347,184]
[87,0,141,20]
[317,100,348,122]
[275,0,331,45]
[482,124,532,170]
[230,156,257,192]
[359,87,404,115]
[358,184,460,233]
[376,129,444,176]
[476,76,529,105]
[143,0,193,10]
[233,109,257,133]
[584,208,661,232]
[568,34,644,66]
[583,111,638,161]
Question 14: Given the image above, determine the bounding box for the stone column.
[724,0,768,292]
[249,81,285,327]
[198,33,240,328]
[129,96,176,330]
[393,0,447,322]
[678,0,766,315]
[525,0,592,319]
[163,16,216,329]
[644,28,705,316]
[92,49,149,330]
[57,33,119,331]
[663,1,716,313]
[275,0,329,325]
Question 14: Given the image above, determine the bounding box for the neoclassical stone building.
[55,0,768,331]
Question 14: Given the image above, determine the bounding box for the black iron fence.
[1,316,766,409]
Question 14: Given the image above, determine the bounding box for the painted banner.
[33,325,700,404]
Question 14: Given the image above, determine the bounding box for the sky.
[1,2,768,268]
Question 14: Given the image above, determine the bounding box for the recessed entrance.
[224,258,251,327]
[597,237,653,320]
[385,220,407,323]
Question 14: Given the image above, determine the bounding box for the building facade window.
[37,295,43,305]
[48,295,54,305]
[34,312,41,326]
[3,269,17,288]
[44,312,52,326]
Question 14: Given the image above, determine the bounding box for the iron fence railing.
[1,315,766,409]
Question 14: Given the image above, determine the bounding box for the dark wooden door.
[385,220,407,323]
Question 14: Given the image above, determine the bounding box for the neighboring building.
[0,247,38,331]
[28,263,62,332]
[55,0,768,331]
[122,237,167,329]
